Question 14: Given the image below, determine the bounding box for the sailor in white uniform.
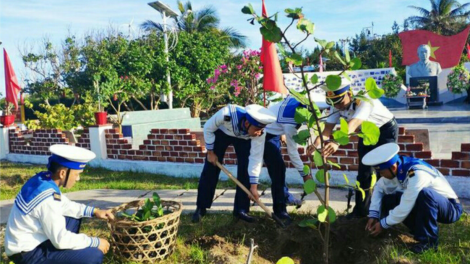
[192,104,276,223]
[5,145,115,264]
[313,79,398,218]
[363,143,462,253]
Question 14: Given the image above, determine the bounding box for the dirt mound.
[193,235,271,264]
[190,215,413,264]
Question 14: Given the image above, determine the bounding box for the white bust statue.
[407,44,442,84]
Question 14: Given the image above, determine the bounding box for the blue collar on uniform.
[15,171,61,215]
[229,104,248,136]
[277,96,305,125]
[396,155,437,183]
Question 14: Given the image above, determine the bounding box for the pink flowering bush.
[447,65,469,94]
[207,49,264,105]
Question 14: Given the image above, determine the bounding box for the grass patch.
[1,161,247,200]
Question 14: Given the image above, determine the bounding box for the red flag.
[4,48,21,111]
[260,0,287,95]
[466,43,470,60]
[389,50,392,67]
[398,26,470,68]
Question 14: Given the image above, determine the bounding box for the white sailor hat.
[362,143,400,170]
[245,104,276,128]
[319,78,352,105]
[48,144,96,170]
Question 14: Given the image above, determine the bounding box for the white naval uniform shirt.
[326,97,394,128]
[369,165,458,229]
[5,193,99,256]
[204,104,266,184]
[265,101,306,177]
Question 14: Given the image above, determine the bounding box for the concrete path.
[0,188,352,224]
[1,188,469,224]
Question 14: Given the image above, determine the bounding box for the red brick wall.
[102,126,470,177]
[9,128,70,155]
[105,128,206,163]
[75,129,91,150]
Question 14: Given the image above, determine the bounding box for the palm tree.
[407,0,470,35]
[141,0,246,48]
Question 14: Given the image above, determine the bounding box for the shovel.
[216,161,286,228]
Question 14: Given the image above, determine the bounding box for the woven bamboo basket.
[107,199,182,263]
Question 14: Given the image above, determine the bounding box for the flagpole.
[263,90,266,107]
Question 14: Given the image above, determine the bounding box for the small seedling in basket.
[121,192,164,221]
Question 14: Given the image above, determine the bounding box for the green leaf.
[304,179,316,194]
[341,72,352,82]
[327,160,341,169]
[332,118,349,145]
[315,169,325,183]
[344,49,351,63]
[310,120,325,136]
[356,181,366,201]
[260,20,282,43]
[314,38,327,48]
[354,94,373,104]
[277,257,295,264]
[328,207,337,223]
[303,165,311,176]
[365,77,384,99]
[333,130,349,145]
[317,205,328,222]
[286,53,303,66]
[153,192,161,207]
[143,210,151,221]
[288,88,310,106]
[325,75,342,91]
[297,18,315,34]
[285,8,303,19]
[298,218,318,228]
[339,118,348,134]
[277,43,286,57]
[310,74,319,84]
[343,174,349,184]
[314,150,323,167]
[241,4,255,15]
[360,121,380,146]
[294,107,311,124]
[350,58,362,70]
[293,134,307,146]
[325,41,335,50]
[370,173,377,189]
[334,51,346,65]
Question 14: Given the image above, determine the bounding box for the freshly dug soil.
[189,216,414,264]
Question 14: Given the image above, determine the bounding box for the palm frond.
[222,27,247,48]
[409,5,432,17]
[140,20,164,32]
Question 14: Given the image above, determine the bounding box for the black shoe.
[234,211,256,223]
[410,242,438,254]
[275,211,293,226]
[191,208,207,223]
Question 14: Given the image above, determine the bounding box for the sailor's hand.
[250,184,260,202]
[280,135,287,145]
[207,151,218,165]
[322,142,339,158]
[94,208,115,221]
[365,218,377,232]
[369,222,383,237]
[98,238,110,254]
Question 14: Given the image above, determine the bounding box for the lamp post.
[339,37,351,56]
[148,1,178,109]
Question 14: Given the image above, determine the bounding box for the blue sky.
[0,0,430,97]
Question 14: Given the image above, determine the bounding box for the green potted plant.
[93,76,109,126]
[0,101,15,127]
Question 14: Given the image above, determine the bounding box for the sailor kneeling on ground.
[4,145,115,264]
[363,143,462,254]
